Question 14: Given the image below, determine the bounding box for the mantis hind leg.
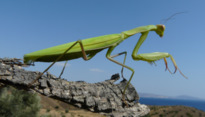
[58,60,68,78]
[28,40,95,87]
[58,49,99,78]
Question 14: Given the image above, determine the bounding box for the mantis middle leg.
[106,46,135,106]
[110,51,127,79]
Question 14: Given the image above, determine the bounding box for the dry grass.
[143,105,205,117]
[38,94,105,117]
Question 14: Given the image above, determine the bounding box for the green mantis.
[24,24,187,104]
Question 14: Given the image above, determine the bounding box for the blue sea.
[139,97,205,112]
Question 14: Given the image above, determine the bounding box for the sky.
[0,1,205,100]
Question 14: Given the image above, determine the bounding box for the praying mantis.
[24,24,187,104]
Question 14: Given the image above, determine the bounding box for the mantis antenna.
[160,11,188,24]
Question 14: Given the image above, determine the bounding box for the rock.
[0,58,150,117]
[86,96,95,107]
[43,88,50,95]
[39,79,48,88]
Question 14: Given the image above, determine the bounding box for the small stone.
[6,76,12,80]
[74,103,82,108]
[52,88,62,97]
[61,90,72,99]
[73,96,85,103]
[110,73,120,81]
[96,98,111,111]
[43,88,50,95]
[47,72,57,79]
[38,89,43,93]
[39,79,48,88]
[86,96,95,107]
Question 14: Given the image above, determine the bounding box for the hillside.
[38,93,105,117]
[144,105,205,117]
[38,94,205,117]
[38,93,205,117]
[1,84,205,117]
[36,92,205,117]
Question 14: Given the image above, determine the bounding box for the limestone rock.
[0,58,150,117]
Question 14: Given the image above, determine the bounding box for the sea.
[139,97,205,112]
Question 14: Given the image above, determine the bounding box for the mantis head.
[155,24,165,37]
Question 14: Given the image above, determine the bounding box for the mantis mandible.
[24,24,187,104]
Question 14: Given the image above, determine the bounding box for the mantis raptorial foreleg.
[28,40,96,87]
[106,28,187,106]
[132,31,188,78]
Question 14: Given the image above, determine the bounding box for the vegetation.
[143,105,205,117]
[0,86,41,117]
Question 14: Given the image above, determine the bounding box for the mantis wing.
[24,34,122,64]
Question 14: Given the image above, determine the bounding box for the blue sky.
[1,1,205,99]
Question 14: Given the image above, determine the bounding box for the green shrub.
[159,114,164,117]
[142,114,151,117]
[186,112,193,117]
[55,106,59,109]
[39,114,52,117]
[0,86,41,117]
[65,109,69,113]
[46,108,50,112]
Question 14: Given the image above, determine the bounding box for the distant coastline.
[139,92,205,101]
[139,97,205,112]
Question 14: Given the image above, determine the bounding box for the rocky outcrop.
[0,58,150,117]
